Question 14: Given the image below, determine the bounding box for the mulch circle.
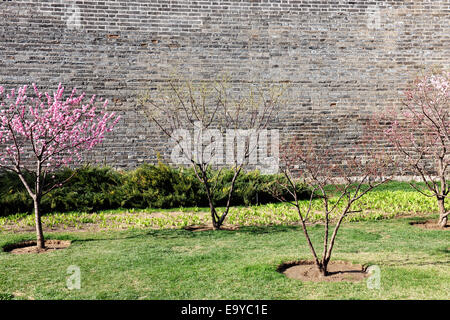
[3,240,71,254]
[409,220,449,230]
[277,260,369,282]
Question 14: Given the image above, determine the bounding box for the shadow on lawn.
[236,225,298,234]
[71,224,299,244]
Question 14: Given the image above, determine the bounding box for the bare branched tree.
[272,123,393,276]
[139,76,288,229]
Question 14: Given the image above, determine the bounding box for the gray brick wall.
[0,0,449,168]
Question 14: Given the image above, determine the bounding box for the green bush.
[42,166,123,213]
[0,170,34,216]
[0,166,123,216]
[209,169,309,206]
[0,164,311,216]
[120,163,207,209]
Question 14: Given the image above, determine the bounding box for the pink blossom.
[0,83,120,172]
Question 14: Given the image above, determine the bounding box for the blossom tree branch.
[382,70,449,227]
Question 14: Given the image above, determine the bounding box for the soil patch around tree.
[3,240,71,254]
[277,260,369,282]
[409,220,449,230]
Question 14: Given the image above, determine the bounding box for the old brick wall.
[0,0,449,169]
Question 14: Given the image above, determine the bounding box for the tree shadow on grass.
[234,225,299,234]
[70,224,300,244]
[70,229,194,243]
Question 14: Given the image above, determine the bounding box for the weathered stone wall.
[0,0,449,169]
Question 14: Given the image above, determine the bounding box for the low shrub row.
[0,163,310,216]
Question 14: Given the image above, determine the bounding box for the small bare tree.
[383,70,449,228]
[139,76,287,230]
[272,125,393,276]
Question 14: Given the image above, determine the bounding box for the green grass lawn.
[0,216,448,300]
[0,181,449,300]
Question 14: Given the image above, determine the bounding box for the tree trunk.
[210,205,222,230]
[33,198,45,250]
[438,215,448,228]
[217,168,241,230]
[437,198,448,228]
[321,259,329,276]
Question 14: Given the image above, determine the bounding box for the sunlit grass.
[0,217,448,300]
[0,181,448,300]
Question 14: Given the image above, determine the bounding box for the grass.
[0,216,448,300]
[0,181,448,300]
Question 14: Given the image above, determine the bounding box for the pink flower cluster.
[0,83,120,170]
[416,72,449,97]
[384,71,449,162]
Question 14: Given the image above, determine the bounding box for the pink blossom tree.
[384,70,449,228]
[0,83,120,249]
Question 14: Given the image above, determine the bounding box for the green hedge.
[0,163,310,216]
